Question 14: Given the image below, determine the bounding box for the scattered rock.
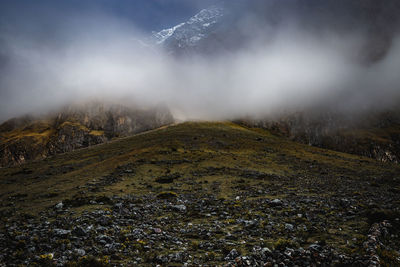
[225,249,240,260]
[285,223,294,231]
[171,204,187,212]
[74,248,86,256]
[271,199,282,206]
[53,229,71,237]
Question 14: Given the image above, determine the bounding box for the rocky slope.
[238,110,400,163]
[152,1,400,59]
[0,102,174,167]
[152,6,228,56]
[0,122,399,266]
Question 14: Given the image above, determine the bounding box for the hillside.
[0,122,399,266]
[0,102,174,167]
[238,110,400,164]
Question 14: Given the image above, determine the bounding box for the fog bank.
[1,3,400,122]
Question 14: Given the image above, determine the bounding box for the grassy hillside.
[0,102,174,167]
[0,122,399,266]
[238,111,400,163]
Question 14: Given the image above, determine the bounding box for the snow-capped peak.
[153,23,185,45]
[152,6,225,48]
[187,6,224,25]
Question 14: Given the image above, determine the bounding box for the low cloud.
[0,3,400,122]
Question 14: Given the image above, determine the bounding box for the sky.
[0,0,400,122]
[0,0,221,32]
[0,0,221,120]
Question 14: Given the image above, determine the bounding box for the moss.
[190,240,200,250]
[377,247,400,267]
[366,209,400,224]
[65,255,110,267]
[1,121,54,142]
[56,239,71,245]
[39,254,54,260]
[36,253,55,266]
[273,238,298,250]
[89,130,105,136]
[157,191,178,199]
[1,121,399,233]
[59,121,89,131]
[205,251,218,261]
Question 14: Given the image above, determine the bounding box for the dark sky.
[0,0,222,32]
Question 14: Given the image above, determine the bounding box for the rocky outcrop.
[0,102,174,167]
[238,110,400,163]
[0,123,107,166]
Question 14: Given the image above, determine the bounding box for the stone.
[285,223,294,231]
[172,204,187,212]
[153,228,162,234]
[271,199,282,206]
[74,248,86,256]
[53,229,71,237]
[225,249,240,260]
[72,226,86,236]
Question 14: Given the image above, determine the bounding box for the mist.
[1,2,400,122]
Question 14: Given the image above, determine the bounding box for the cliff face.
[239,110,400,163]
[0,103,174,167]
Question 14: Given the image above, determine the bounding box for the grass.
[89,130,105,136]
[59,121,89,131]
[1,121,399,262]
[0,121,54,143]
[1,121,398,217]
[341,125,400,144]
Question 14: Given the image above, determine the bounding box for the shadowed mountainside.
[237,110,400,163]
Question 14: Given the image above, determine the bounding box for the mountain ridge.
[151,6,226,55]
[0,102,174,167]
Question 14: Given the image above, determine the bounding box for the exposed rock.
[0,122,399,266]
[284,223,294,231]
[53,229,71,237]
[72,226,86,237]
[0,102,174,167]
[225,249,240,260]
[271,199,282,206]
[238,109,400,163]
[171,204,187,212]
[74,249,86,257]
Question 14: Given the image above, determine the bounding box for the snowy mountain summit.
[152,6,225,54]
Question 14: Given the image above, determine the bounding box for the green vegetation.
[0,121,399,265]
[0,121,398,215]
[0,121,54,142]
[89,130,105,136]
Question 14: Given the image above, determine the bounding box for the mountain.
[153,6,224,45]
[151,1,400,60]
[150,4,261,56]
[1,3,400,266]
[0,102,174,167]
[237,109,400,163]
[3,3,397,168]
[152,6,226,56]
[149,4,400,163]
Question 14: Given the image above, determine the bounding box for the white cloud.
[0,11,399,122]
